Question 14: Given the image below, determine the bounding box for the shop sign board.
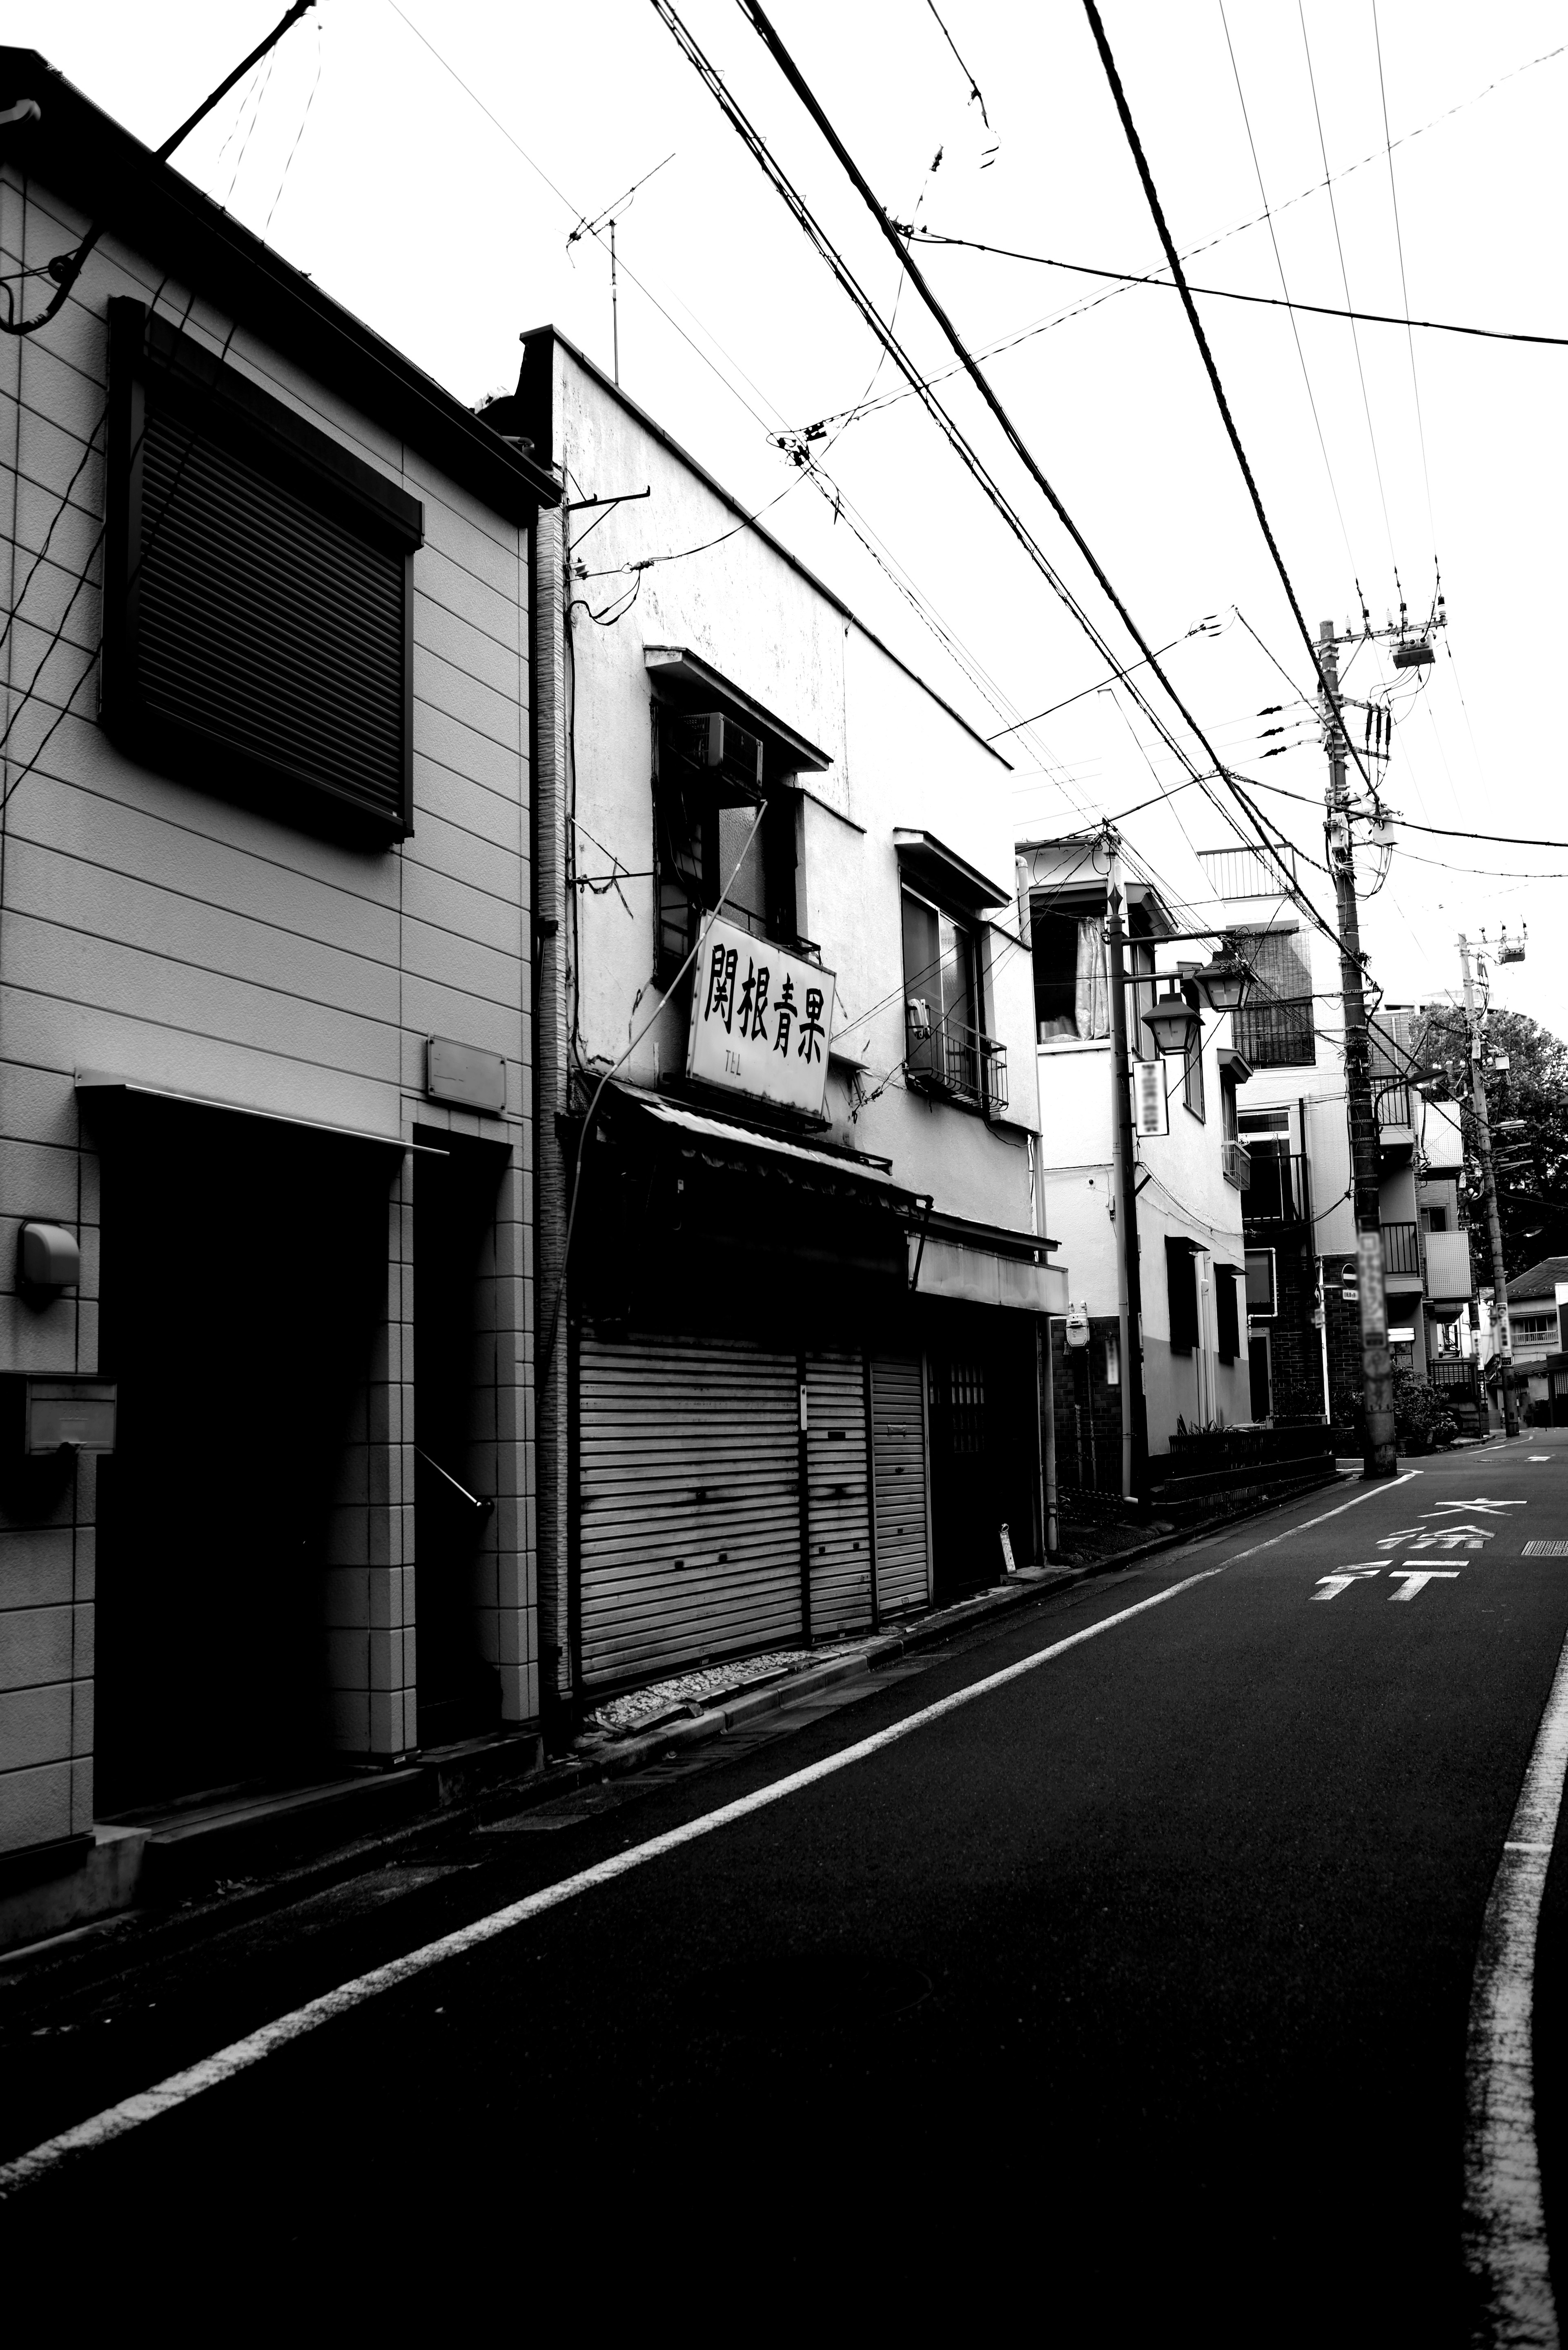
[686,913,836,1118]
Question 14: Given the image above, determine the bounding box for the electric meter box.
[0,1376,118,1456]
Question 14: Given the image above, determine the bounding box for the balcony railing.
[1221,1139,1251,1191]
[1243,1147,1310,1225]
[1382,1219,1421,1277]
[1376,1080,1414,1131]
[658,883,821,980]
[905,1003,1008,1114]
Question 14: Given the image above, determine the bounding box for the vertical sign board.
[1357,1228,1388,1341]
[686,913,837,1119]
[1131,1059,1168,1138]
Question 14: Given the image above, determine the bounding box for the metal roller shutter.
[870,1354,931,1616]
[805,1352,873,1639]
[579,1334,801,1688]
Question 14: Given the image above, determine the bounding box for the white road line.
[0,1563,1225,2200]
[1221,1468,1424,1562]
[0,1468,1432,2201]
[1464,1627,1568,2348]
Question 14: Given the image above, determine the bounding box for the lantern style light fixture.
[1143,988,1200,1058]
[1193,949,1252,1015]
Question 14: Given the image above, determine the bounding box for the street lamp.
[1193,949,1252,1015]
[1143,989,1200,1058]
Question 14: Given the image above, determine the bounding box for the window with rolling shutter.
[103,300,422,842]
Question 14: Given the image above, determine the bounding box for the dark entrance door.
[414,1132,508,1748]
[927,1353,994,1600]
[94,1101,393,1816]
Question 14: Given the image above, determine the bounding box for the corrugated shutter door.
[806,1352,873,1638]
[871,1355,930,1616]
[579,1335,801,1688]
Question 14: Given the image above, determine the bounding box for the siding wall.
[0,169,537,1852]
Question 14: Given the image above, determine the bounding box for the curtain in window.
[1074,917,1110,1039]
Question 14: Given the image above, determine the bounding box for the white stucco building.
[497,329,1064,1709]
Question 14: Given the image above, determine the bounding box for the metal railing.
[905,1003,1008,1114]
[658,882,820,979]
[1242,1147,1310,1225]
[1375,1080,1414,1131]
[1382,1219,1421,1276]
[1221,1139,1251,1191]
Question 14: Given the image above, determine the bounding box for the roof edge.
[522,323,1011,769]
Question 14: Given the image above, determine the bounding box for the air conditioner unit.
[677,710,764,792]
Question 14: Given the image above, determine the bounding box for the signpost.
[686,914,836,1120]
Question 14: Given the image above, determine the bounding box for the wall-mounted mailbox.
[425,1035,506,1115]
[4,1377,118,1456]
[18,1222,80,1291]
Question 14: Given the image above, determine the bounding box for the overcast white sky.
[10,1,1565,1032]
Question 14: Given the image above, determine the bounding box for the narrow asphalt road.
[7,1439,1568,2340]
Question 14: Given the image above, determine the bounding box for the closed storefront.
[869,1355,931,1617]
[578,1335,801,1688]
[804,1352,873,1641]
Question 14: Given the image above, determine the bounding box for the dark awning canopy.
[894,829,1012,912]
[643,647,832,774]
[76,1072,424,1157]
[595,1081,918,1210]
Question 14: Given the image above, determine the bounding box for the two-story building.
[1019,833,1252,1490]
[0,54,556,1928]
[1202,847,1470,1430]
[497,328,1062,1713]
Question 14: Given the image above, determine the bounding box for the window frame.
[650,699,802,990]
[1165,1237,1200,1354]
[102,300,423,843]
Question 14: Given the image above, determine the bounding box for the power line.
[1080,0,1381,814]
[905,228,1568,352]
[1371,0,1438,555]
[1216,0,1356,575]
[800,40,1568,443]
[923,0,991,131]
[0,0,319,339]
[1295,0,1397,571]
[724,0,1345,959]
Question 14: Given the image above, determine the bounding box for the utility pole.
[1320,622,1397,1477]
[1105,832,1149,1508]
[1459,933,1517,1437]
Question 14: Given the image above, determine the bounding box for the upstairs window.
[1215,1266,1241,1363]
[102,300,423,842]
[1233,928,1316,1067]
[1030,906,1108,1042]
[653,706,798,985]
[1166,1238,1200,1353]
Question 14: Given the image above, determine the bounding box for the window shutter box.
[103,301,422,844]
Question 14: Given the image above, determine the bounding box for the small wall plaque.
[426,1036,506,1115]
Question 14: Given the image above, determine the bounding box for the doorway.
[414,1131,509,1748]
[94,1103,394,1816]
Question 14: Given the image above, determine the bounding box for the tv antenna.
[566,154,675,387]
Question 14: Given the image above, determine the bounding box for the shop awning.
[598,1082,917,1205]
[76,1072,427,1156]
